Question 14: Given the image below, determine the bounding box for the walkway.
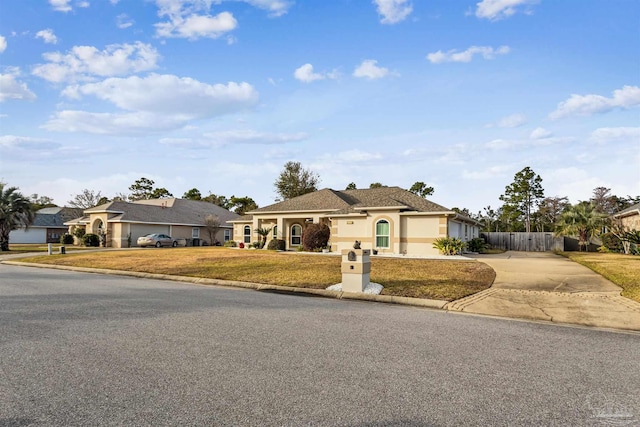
[447,251,640,331]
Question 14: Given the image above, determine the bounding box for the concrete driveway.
[447,251,640,331]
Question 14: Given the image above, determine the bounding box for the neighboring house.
[9,207,83,244]
[613,202,640,230]
[65,198,238,248]
[230,187,480,256]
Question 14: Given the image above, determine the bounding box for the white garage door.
[9,228,47,244]
[130,224,171,246]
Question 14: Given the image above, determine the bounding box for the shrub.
[267,239,286,251]
[600,232,623,253]
[223,240,237,247]
[302,223,330,251]
[239,242,245,249]
[433,237,466,255]
[83,233,100,247]
[467,237,486,253]
[251,241,261,249]
[60,233,74,245]
[73,227,86,239]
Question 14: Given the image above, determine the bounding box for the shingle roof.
[250,187,452,216]
[614,202,640,218]
[32,207,84,227]
[81,198,239,226]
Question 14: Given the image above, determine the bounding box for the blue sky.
[1,0,638,212]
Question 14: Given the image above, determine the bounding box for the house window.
[291,224,302,246]
[192,228,200,239]
[244,226,251,244]
[375,220,390,248]
[273,225,278,238]
[224,229,231,241]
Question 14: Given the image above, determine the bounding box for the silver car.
[137,233,177,248]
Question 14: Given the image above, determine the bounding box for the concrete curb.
[1,260,448,310]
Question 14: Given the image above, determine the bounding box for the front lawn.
[16,248,495,301]
[3,244,95,254]
[559,252,640,303]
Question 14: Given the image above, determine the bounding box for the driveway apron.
[447,251,640,331]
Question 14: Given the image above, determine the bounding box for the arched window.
[273,225,278,238]
[243,225,251,244]
[291,224,302,246]
[375,220,390,248]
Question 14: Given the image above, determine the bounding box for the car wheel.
[155,241,162,248]
[172,241,178,247]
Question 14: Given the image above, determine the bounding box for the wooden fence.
[481,232,565,252]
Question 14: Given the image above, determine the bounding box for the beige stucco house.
[613,202,640,230]
[65,198,238,248]
[231,187,480,256]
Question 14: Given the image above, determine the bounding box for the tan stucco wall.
[620,213,640,230]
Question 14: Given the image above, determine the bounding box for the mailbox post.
[341,249,371,293]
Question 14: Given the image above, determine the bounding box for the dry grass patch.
[19,247,495,301]
[559,252,640,303]
[4,244,93,254]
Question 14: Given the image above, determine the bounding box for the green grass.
[17,247,496,301]
[559,252,640,303]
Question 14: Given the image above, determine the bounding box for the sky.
[1,0,639,213]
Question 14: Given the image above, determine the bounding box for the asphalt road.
[1,264,639,426]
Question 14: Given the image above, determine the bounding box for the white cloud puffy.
[589,127,640,144]
[36,29,58,44]
[373,0,413,24]
[427,45,510,63]
[530,127,552,139]
[46,73,258,134]
[0,35,6,53]
[549,85,640,119]
[353,59,390,80]
[475,0,538,21]
[238,0,293,17]
[486,113,526,128]
[154,1,237,39]
[116,14,134,29]
[0,71,37,102]
[32,42,160,83]
[294,63,339,83]
[49,0,72,12]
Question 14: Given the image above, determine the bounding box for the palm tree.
[0,183,35,251]
[555,202,608,251]
[254,226,273,249]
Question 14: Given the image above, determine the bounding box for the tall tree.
[202,193,230,209]
[274,161,319,200]
[0,183,35,251]
[203,214,221,245]
[499,167,545,232]
[555,202,609,252]
[590,187,618,215]
[128,177,172,201]
[229,196,258,216]
[30,194,57,210]
[68,189,104,209]
[537,196,570,231]
[345,182,357,190]
[409,181,434,198]
[183,188,202,200]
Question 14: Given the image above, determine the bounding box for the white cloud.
[530,127,552,139]
[373,0,413,24]
[486,113,526,128]
[154,1,237,39]
[589,127,640,144]
[353,59,390,80]
[294,63,339,83]
[239,0,293,17]
[45,73,258,134]
[0,71,37,102]
[549,85,640,120]
[32,42,160,83]
[77,1,90,8]
[427,45,510,63]
[475,0,538,21]
[0,35,6,53]
[202,129,308,145]
[116,14,134,29]
[0,135,53,149]
[49,0,72,12]
[36,29,58,44]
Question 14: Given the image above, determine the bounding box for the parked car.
[137,233,177,248]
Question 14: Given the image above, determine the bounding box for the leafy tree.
[183,188,202,200]
[204,214,221,245]
[0,183,35,251]
[202,193,230,209]
[480,205,499,232]
[274,161,319,200]
[30,194,56,210]
[499,167,544,232]
[451,207,472,217]
[409,181,434,198]
[345,182,357,190]
[150,187,173,199]
[555,202,608,251]
[128,177,172,201]
[536,196,570,231]
[229,196,258,216]
[68,189,104,209]
[254,226,273,249]
[590,187,618,215]
[369,182,386,189]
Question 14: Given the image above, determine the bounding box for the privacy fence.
[481,232,565,252]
